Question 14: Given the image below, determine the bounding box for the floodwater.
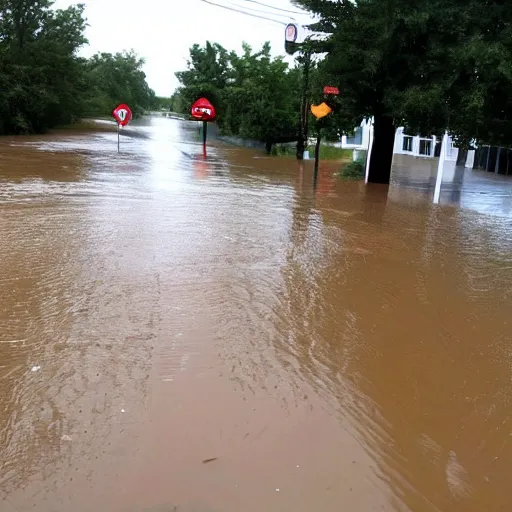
[1,117,511,512]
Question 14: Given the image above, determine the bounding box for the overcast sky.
[53,0,313,97]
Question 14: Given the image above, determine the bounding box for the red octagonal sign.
[191,98,216,122]
[113,104,132,127]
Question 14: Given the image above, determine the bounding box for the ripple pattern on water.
[1,117,512,512]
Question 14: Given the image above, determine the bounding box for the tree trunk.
[296,137,305,160]
[367,115,395,184]
[456,148,468,166]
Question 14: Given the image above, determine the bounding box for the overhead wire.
[222,0,297,20]
[199,0,288,25]
[198,0,319,53]
[237,0,305,15]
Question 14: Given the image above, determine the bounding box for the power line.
[224,0,295,20]
[199,0,288,25]
[238,0,305,15]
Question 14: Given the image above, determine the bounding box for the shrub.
[335,159,365,180]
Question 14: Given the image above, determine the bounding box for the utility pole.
[285,23,311,161]
[296,50,311,160]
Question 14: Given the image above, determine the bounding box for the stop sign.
[112,104,132,126]
[191,98,216,122]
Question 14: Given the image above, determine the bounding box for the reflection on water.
[1,117,511,512]
[391,153,512,217]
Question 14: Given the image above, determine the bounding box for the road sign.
[285,23,298,43]
[285,23,299,55]
[191,98,216,122]
[112,104,132,153]
[191,98,216,157]
[311,102,333,120]
[112,104,132,127]
[323,86,339,95]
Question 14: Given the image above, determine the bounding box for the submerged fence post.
[433,131,448,204]
[364,119,374,184]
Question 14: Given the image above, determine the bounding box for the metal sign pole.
[314,130,322,185]
[203,121,207,146]
[202,121,208,158]
[297,50,311,160]
[112,104,132,152]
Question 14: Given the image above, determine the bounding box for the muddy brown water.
[1,117,511,512]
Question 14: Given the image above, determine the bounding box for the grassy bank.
[335,159,365,180]
[271,143,352,161]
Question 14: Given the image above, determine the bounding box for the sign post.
[310,103,331,185]
[314,130,322,186]
[311,95,335,184]
[191,98,216,157]
[112,104,132,153]
[284,23,311,160]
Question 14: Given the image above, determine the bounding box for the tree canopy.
[83,51,156,118]
[293,0,512,182]
[0,0,155,135]
[174,41,303,144]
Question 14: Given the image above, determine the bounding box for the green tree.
[83,51,155,118]
[0,0,88,134]
[174,41,230,120]
[0,1,156,134]
[446,1,512,149]
[293,0,512,183]
[151,96,173,111]
[223,42,300,141]
[169,90,185,113]
[174,41,301,146]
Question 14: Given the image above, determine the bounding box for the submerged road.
[0,117,511,512]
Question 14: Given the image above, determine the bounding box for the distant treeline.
[0,1,156,135]
[170,41,345,144]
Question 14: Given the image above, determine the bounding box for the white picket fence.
[341,120,474,166]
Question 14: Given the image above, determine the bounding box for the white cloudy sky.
[53,0,314,96]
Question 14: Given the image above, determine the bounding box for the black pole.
[314,130,322,184]
[303,51,311,154]
[202,120,207,146]
[296,50,311,160]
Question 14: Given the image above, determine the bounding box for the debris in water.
[61,435,72,442]
[202,458,218,464]
[276,488,280,492]
[31,366,41,372]
[121,409,125,413]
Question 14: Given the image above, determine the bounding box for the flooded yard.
[1,117,511,512]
